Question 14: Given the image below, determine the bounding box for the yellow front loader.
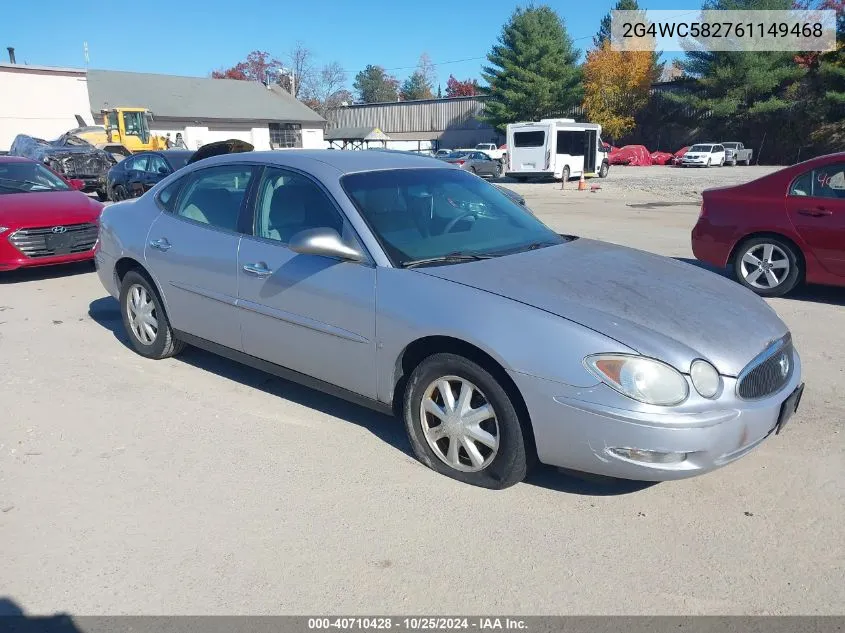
[68,108,168,160]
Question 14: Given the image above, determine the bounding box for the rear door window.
[174,165,255,232]
[513,131,545,147]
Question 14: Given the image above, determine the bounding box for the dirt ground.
[1,168,843,616]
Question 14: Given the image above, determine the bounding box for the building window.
[269,123,302,148]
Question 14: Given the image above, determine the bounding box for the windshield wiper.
[401,251,494,269]
[0,177,54,191]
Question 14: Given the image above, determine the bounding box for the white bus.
[506,119,609,181]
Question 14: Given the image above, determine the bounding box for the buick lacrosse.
[95,150,803,489]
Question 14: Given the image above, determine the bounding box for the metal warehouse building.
[325,96,503,152]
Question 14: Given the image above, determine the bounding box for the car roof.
[0,155,34,164]
[195,149,452,174]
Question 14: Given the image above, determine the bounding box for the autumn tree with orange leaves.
[582,42,654,140]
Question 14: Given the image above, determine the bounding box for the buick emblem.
[51,226,67,234]
[778,353,790,378]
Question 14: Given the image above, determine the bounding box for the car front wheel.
[403,353,530,489]
[734,237,801,297]
[119,270,184,359]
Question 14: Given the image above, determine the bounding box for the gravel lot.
[1,168,843,616]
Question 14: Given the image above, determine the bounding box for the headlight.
[584,354,689,406]
[690,359,720,398]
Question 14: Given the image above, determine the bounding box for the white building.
[0,62,93,150]
[0,62,326,151]
[86,69,325,151]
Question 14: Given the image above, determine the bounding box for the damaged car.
[9,134,116,200]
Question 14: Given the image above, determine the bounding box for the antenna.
[83,41,89,67]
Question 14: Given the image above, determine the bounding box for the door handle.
[242,262,272,277]
[797,208,832,217]
[149,238,171,251]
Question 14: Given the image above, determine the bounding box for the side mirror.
[69,179,85,191]
[158,166,169,174]
[288,228,363,262]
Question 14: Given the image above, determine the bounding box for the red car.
[0,156,104,272]
[692,152,845,297]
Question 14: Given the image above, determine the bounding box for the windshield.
[689,145,713,152]
[0,162,70,194]
[445,151,469,159]
[341,168,563,267]
[722,143,739,149]
[164,152,193,171]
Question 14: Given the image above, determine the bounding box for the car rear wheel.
[119,270,185,359]
[403,353,529,489]
[734,237,801,297]
[113,185,128,202]
[744,157,751,166]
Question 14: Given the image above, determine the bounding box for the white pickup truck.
[473,143,507,163]
[721,142,753,166]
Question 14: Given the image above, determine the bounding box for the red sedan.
[0,156,104,272]
[692,152,845,296]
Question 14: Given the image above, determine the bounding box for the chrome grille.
[9,223,98,259]
[737,336,793,400]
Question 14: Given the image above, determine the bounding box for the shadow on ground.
[0,261,94,285]
[0,598,81,632]
[87,296,650,496]
[674,257,845,307]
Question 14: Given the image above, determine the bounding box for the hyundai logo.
[51,226,67,234]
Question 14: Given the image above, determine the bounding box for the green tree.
[353,65,399,103]
[594,0,663,82]
[481,5,582,130]
[669,0,809,161]
[594,0,639,47]
[401,71,434,100]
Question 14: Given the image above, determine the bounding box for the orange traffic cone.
[578,173,587,191]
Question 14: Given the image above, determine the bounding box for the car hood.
[416,238,789,376]
[0,190,102,228]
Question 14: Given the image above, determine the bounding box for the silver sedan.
[94,150,804,489]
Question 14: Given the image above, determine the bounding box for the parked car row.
[680,141,754,167]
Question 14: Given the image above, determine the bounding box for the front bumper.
[510,348,803,481]
[0,231,96,271]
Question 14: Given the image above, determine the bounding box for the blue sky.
[1,0,698,90]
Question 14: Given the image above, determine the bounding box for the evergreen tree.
[594,0,663,82]
[594,0,640,47]
[353,65,399,103]
[481,6,582,130]
[401,71,434,100]
[670,0,810,161]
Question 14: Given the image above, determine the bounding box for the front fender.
[375,268,635,403]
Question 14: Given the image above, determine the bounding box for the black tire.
[733,236,801,297]
[113,185,128,201]
[96,189,109,201]
[119,270,185,359]
[599,161,609,178]
[561,166,570,182]
[403,353,530,489]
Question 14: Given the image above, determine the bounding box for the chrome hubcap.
[126,284,158,345]
[740,244,790,289]
[420,376,499,473]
